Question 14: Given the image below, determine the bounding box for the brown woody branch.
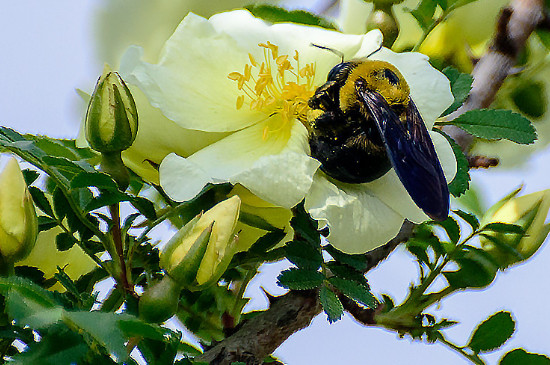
[197,0,546,363]
[444,0,546,151]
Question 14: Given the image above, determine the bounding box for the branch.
[196,290,322,365]
[445,0,545,151]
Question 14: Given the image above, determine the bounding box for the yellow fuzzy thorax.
[339,60,410,111]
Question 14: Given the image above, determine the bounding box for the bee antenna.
[366,44,383,58]
[310,43,344,63]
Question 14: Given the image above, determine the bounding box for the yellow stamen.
[228,42,316,139]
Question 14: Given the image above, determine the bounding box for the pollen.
[228,42,316,140]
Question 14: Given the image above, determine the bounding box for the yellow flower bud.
[85,65,138,153]
[160,196,241,290]
[481,189,550,267]
[0,158,38,264]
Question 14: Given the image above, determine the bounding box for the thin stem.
[109,204,133,296]
[438,335,486,365]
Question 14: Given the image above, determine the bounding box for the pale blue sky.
[0,1,548,364]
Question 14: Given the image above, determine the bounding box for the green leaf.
[11,328,89,365]
[438,109,537,144]
[444,247,498,288]
[511,80,546,119]
[130,196,157,220]
[436,216,461,243]
[319,285,343,323]
[22,169,40,185]
[433,129,470,197]
[324,245,368,271]
[56,232,76,251]
[453,209,480,231]
[239,211,280,231]
[441,67,473,116]
[328,277,375,308]
[284,240,323,270]
[277,268,324,290]
[0,276,56,308]
[28,186,55,217]
[481,222,525,234]
[70,171,118,190]
[291,203,320,245]
[468,311,515,353]
[245,4,336,30]
[409,0,438,30]
[37,215,58,232]
[500,349,550,365]
[325,261,369,287]
[407,241,431,265]
[64,311,127,361]
[118,318,173,341]
[248,229,287,255]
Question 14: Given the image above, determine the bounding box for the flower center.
[228,41,315,140]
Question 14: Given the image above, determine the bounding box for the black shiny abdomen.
[308,108,392,183]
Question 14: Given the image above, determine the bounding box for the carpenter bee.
[307,45,449,221]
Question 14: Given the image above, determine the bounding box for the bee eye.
[381,68,400,86]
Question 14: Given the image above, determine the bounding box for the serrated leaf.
[130,196,157,220]
[324,245,368,271]
[468,311,515,353]
[284,240,323,270]
[439,109,537,144]
[65,311,127,361]
[70,171,118,190]
[481,222,525,234]
[442,67,473,116]
[435,216,461,243]
[22,169,40,185]
[0,276,56,308]
[407,242,431,265]
[291,203,320,245]
[453,209,480,230]
[500,349,550,365]
[328,277,375,308]
[276,268,324,290]
[319,285,343,323]
[56,232,77,251]
[11,329,88,365]
[325,262,369,287]
[433,129,470,197]
[37,215,57,232]
[28,186,55,217]
[245,4,336,29]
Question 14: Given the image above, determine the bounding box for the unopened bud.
[481,189,550,268]
[139,275,181,323]
[0,158,38,264]
[160,196,241,290]
[85,65,138,153]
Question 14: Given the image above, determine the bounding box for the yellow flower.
[0,157,38,264]
[121,10,456,253]
[18,227,97,290]
[481,189,550,267]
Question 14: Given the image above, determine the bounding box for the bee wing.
[357,87,449,221]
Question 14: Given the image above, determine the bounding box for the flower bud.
[160,196,241,290]
[85,65,138,153]
[0,158,38,264]
[139,275,181,323]
[481,189,550,268]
